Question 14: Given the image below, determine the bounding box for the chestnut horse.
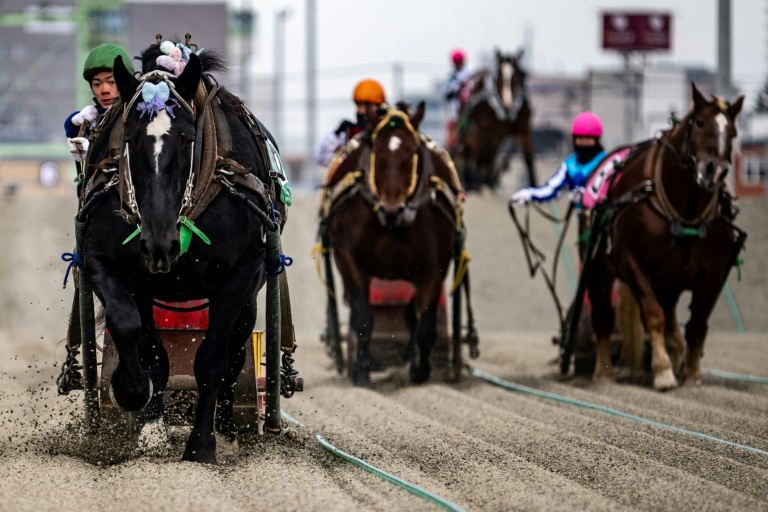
[452,49,536,191]
[583,83,745,390]
[323,103,465,386]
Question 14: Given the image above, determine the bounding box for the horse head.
[683,82,744,191]
[368,101,425,229]
[495,48,526,111]
[113,52,202,273]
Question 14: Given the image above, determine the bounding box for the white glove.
[510,190,531,207]
[569,187,584,204]
[67,137,90,162]
[71,105,99,127]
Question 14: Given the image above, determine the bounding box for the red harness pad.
[153,300,209,330]
[369,278,446,306]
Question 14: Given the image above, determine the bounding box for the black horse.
[81,46,285,463]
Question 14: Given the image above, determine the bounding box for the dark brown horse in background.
[452,48,536,191]
[323,103,464,386]
[582,83,744,390]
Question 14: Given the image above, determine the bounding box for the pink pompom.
[175,60,186,77]
[169,47,182,62]
[156,55,176,72]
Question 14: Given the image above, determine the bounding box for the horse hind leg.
[588,269,616,382]
[616,282,643,380]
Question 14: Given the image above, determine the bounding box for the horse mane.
[139,43,227,75]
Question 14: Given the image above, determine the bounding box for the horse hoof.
[181,448,217,465]
[352,370,372,388]
[653,369,678,391]
[109,376,153,412]
[215,433,240,457]
[137,419,170,456]
[409,363,431,384]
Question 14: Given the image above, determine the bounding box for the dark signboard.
[602,12,672,52]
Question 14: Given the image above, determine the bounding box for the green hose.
[282,412,465,512]
[469,366,768,456]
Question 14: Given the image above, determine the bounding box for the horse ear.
[174,53,202,102]
[411,101,426,131]
[729,95,745,119]
[113,55,138,103]
[515,48,525,61]
[691,82,707,111]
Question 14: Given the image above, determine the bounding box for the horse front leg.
[89,258,153,411]
[183,269,257,464]
[658,290,686,378]
[625,270,676,390]
[409,305,438,384]
[214,295,257,454]
[519,131,536,187]
[136,300,170,454]
[684,288,719,386]
[349,287,374,387]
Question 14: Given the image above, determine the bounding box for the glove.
[71,105,99,127]
[569,187,584,204]
[335,119,354,135]
[510,190,530,207]
[67,137,90,162]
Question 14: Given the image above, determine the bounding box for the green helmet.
[83,43,135,81]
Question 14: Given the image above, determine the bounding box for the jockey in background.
[442,49,474,149]
[315,78,387,167]
[65,43,135,162]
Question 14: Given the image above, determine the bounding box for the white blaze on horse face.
[500,62,513,108]
[146,110,172,174]
[715,112,728,159]
[389,135,402,152]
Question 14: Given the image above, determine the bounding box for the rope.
[702,368,768,385]
[281,412,465,512]
[450,249,472,293]
[264,252,293,277]
[468,366,768,456]
[61,251,83,288]
[310,243,335,299]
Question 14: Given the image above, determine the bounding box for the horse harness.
[81,69,278,229]
[321,110,465,232]
[461,69,526,126]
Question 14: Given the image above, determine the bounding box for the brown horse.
[584,83,745,390]
[322,103,465,386]
[452,48,536,190]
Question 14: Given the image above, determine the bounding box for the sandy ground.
[0,161,766,512]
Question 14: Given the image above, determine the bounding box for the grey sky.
[244,0,764,105]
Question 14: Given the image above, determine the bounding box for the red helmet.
[451,49,465,66]
[571,111,603,138]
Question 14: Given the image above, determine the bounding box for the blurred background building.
[0,0,765,195]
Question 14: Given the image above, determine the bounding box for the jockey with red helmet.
[511,111,606,207]
[315,78,387,166]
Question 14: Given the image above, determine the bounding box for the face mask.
[356,112,368,128]
[573,140,603,164]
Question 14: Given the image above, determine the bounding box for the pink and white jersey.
[582,146,634,209]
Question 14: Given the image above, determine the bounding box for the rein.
[646,120,721,229]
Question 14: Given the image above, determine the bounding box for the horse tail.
[617,281,643,377]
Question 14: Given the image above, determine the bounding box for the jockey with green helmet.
[65,44,135,161]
